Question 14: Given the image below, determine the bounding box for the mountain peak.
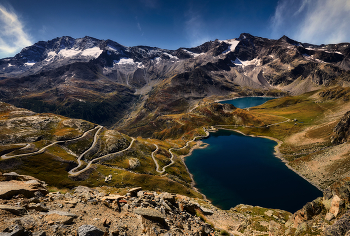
[279,35,302,46]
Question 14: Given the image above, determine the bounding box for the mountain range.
[2,34,350,235]
[1,33,349,131]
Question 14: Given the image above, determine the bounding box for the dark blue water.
[220,97,275,108]
[185,97,322,213]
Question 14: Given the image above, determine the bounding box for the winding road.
[69,136,135,176]
[1,125,102,160]
[151,128,210,174]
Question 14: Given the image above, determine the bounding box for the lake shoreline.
[179,126,322,211]
[215,95,279,104]
[223,128,323,192]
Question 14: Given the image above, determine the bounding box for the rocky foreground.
[2,172,350,235]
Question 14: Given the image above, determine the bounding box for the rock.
[134,207,165,219]
[331,111,350,144]
[325,212,335,221]
[104,175,112,183]
[100,194,124,201]
[129,187,142,196]
[128,158,140,169]
[0,224,26,236]
[290,198,323,228]
[43,210,78,225]
[77,225,105,236]
[0,205,26,215]
[26,203,49,212]
[74,186,99,195]
[329,195,343,217]
[324,210,350,236]
[159,192,176,204]
[0,174,48,199]
[200,206,214,215]
[64,200,78,208]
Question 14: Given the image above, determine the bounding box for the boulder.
[25,203,49,212]
[134,207,165,219]
[0,224,26,236]
[129,187,142,195]
[325,212,335,221]
[43,210,78,225]
[77,225,105,236]
[288,198,323,228]
[324,210,350,236]
[200,206,214,215]
[331,111,350,144]
[0,205,27,216]
[100,194,124,201]
[159,192,176,204]
[74,186,99,200]
[0,173,48,199]
[329,195,343,217]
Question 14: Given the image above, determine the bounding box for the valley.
[1,33,350,235]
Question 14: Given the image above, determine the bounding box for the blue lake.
[185,98,322,213]
[220,97,276,108]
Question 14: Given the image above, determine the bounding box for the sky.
[0,0,349,58]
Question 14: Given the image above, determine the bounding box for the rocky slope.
[4,172,350,235]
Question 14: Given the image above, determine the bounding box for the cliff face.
[332,111,350,144]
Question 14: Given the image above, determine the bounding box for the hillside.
[0,34,349,127]
[2,34,350,235]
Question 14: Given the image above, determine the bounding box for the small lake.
[220,97,275,108]
[185,97,322,212]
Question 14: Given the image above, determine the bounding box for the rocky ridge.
[4,172,350,235]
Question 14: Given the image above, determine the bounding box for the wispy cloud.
[271,0,350,44]
[135,16,144,36]
[0,4,32,58]
[185,10,210,47]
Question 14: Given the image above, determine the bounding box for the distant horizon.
[4,32,349,60]
[1,0,349,58]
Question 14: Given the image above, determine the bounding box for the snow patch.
[222,39,240,54]
[232,57,261,67]
[114,58,135,65]
[163,52,178,60]
[81,47,103,57]
[59,48,81,58]
[106,46,117,52]
[45,47,102,61]
[153,57,162,64]
[8,63,14,67]
[24,62,36,67]
[182,49,203,57]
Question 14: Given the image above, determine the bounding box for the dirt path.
[1,125,102,160]
[69,136,135,176]
[151,128,210,174]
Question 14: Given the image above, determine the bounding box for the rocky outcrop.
[332,111,350,144]
[0,172,48,199]
[0,173,217,235]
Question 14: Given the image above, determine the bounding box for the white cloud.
[185,11,210,47]
[271,0,350,44]
[0,4,32,58]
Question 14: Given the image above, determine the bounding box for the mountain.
[0,33,349,128]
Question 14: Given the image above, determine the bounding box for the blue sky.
[0,0,350,58]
